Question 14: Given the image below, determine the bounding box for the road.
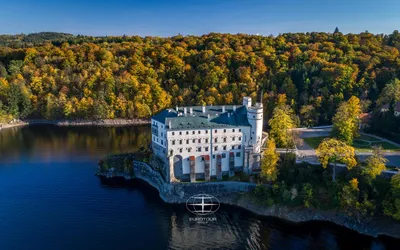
[294,126,400,168]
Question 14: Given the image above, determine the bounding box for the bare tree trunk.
[332,161,336,182]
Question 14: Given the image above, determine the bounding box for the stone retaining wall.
[133,160,256,203]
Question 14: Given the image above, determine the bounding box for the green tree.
[261,138,279,182]
[384,173,400,220]
[316,138,357,182]
[301,183,314,208]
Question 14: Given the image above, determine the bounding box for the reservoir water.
[0,125,398,250]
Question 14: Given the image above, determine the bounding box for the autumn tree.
[269,105,295,148]
[260,138,279,182]
[332,96,362,144]
[363,146,388,180]
[316,138,357,182]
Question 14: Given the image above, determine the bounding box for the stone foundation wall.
[132,160,256,203]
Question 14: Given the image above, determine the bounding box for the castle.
[151,96,265,182]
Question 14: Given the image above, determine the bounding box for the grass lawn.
[303,137,326,149]
[303,136,400,152]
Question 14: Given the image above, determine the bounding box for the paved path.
[293,126,400,168]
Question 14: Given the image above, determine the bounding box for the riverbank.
[97,159,400,240]
[0,118,150,130]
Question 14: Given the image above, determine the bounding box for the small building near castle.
[151,96,266,182]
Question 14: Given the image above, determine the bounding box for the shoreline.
[0,118,150,130]
[97,161,400,240]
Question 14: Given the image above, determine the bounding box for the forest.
[0,30,399,131]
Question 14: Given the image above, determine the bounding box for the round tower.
[247,102,263,153]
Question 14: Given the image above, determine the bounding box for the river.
[0,125,398,250]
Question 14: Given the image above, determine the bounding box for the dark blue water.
[0,125,398,250]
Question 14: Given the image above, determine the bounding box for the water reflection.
[0,125,151,162]
[0,125,399,250]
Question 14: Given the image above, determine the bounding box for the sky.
[0,0,399,37]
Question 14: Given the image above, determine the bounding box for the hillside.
[0,31,399,127]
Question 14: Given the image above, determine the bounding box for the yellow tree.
[261,138,279,182]
[268,105,295,148]
[332,96,362,144]
[363,146,388,180]
[316,138,357,182]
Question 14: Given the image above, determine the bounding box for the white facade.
[151,96,264,182]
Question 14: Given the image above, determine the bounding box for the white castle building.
[151,96,265,182]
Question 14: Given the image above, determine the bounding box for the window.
[238,145,242,149]
[233,137,235,141]
[188,148,192,153]
[213,155,216,159]
[186,140,189,144]
[179,140,183,145]
[172,140,175,145]
[223,129,226,133]
[236,152,241,157]
[223,146,227,150]
[253,115,255,118]
[197,147,202,152]
[239,137,242,141]
[205,147,209,152]
[222,153,226,158]
[198,131,201,134]
[198,139,201,143]
[161,125,163,128]
[206,130,209,134]
[192,131,195,134]
[205,139,209,143]
[232,146,235,150]
[186,131,189,135]
[172,132,175,135]
[239,129,241,132]
[192,139,196,143]
[233,129,235,132]
[215,130,217,133]
[214,146,218,151]
[161,140,163,145]
[223,138,227,142]
[214,138,217,143]
[179,149,183,153]
[179,132,182,135]
[161,132,163,137]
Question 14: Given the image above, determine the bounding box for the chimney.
[207,114,210,120]
[202,105,206,113]
[243,97,252,108]
[184,107,187,114]
[176,106,179,112]
[233,105,236,111]
[222,106,225,112]
[168,120,172,129]
[189,107,193,114]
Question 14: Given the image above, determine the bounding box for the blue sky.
[0,0,399,36]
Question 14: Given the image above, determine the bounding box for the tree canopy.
[316,138,357,181]
[0,31,399,122]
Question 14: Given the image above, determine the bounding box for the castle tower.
[245,97,263,153]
